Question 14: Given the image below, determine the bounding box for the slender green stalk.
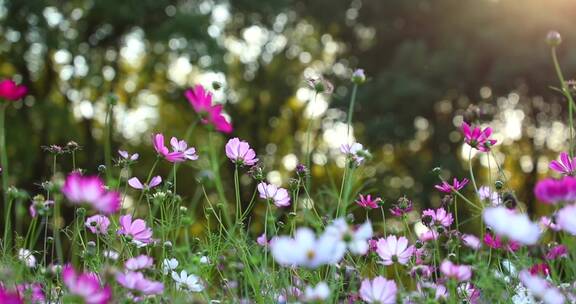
[2,198,13,251]
[208,131,231,227]
[346,84,358,140]
[234,164,241,223]
[0,103,10,252]
[468,149,479,196]
[104,102,114,181]
[304,92,318,190]
[380,206,387,237]
[551,47,575,156]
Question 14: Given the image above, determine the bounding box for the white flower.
[340,143,368,165]
[303,282,330,302]
[103,250,119,260]
[483,207,541,245]
[324,218,373,255]
[478,186,500,205]
[199,256,210,264]
[557,204,576,235]
[270,228,345,268]
[163,258,179,274]
[18,249,36,268]
[519,270,565,304]
[171,270,204,292]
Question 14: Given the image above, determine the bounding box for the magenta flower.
[549,151,576,175]
[29,199,53,218]
[355,194,382,209]
[125,255,154,271]
[534,176,576,205]
[117,215,153,244]
[422,208,453,227]
[0,285,23,304]
[434,177,469,193]
[546,245,568,260]
[440,260,472,282]
[61,173,121,214]
[257,182,290,207]
[85,215,111,234]
[458,283,481,304]
[225,137,258,166]
[483,233,520,252]
[16,283,45,304]
[375,235,415,265]
[359,276,397,304]
[557,204,576,235]
[152,134,198,163]
[62,265,112,304]
[0,79,27,101]
[128,176,162,190]
[185,85,233,133]
[461,122,497,152]
[116,271,164,295]
[389,197,413,217]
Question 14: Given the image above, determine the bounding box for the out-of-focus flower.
[359,276,397,304]
[125,255,154,271]
[549,152,576,175]
[376,235,415,265]
[225,138,258,166]
[529,263,551,277]
[62,173,121,214]
[16,283,45,304]
[0,79,27,101]
[435,177,469,193]
[118,150,139,161]
[540,216,561,232]
[185,85,233,133]
[0,285,23,304]
[462,234,482,250]
[422,208,453,227]
[62,264,112,304]
[257,182,290,207]
[270,228,345,268]
[171,271,204,292]
[546,245,568,260]
[103,250,119,260]
[128,176,162,190]
[351,69,366,85]
[256,233,268,247]
[440,260,472,282]
[305,76,334,94]
[162,258,179,274]
[557,204,576,235]
[302,282,330,302]
[17,249,36,268]
[389,196,413,217]
[85,215,111,234]
[324,218,373,255]
[116,271,164,296]
[29,199,53,218]
[340,143,369,166]
[458,283,481,304]
[461,122,497,152]
[546,31,562,47]
[483,207,541,245]
[519,270,565,304]
[117,215,153,244]
[534,177,576,205]
[355,194,382,209]
[483,233,520,252]
[478,186,500,205]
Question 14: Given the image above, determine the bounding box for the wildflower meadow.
[1,6,576,303]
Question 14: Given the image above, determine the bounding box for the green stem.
[2,198,13,251]
[468,149,479,197]
[0,104,10,252]
[208,131,231,227]
[234,164,241,223]
[551,47,575,157]
[104,102,114,181]
[304,92,318,190]
[346,84,358,140]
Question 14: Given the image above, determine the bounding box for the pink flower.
[389,196,413,217]
[546,245,568,260]
[152,134,198,163]
[117,215,153,244]
[434,177,469,193]
[62,265,112,304]
[85,215,111,234]
[0,79,27,101]
[116,271,164,295]
[540,216,561,232]
[557,204,576,235]
[225,137,258,166]
[529,263,550,276]
[422,208,453,227]
[257,233,268,246]
[440,260,472,282]
[534,176,576,204]
[461,122,497,152]
[16,283,45,304]
[375,235,415,265]
[62,173,120,214]
[257,182,290,207]
[340,143,367,165]
[461,234,481,250]
[118,150,139,161]
[359,276,397,304]
[128,176,162,190]
[519,270,565,304]
[29,199,53,218]
[483,233,520,252]
[355,194,382,209]
[185,85,233,133]
[458,283,480,304]
[0,285,23,304]
[549,151,576,175]
[125,255,154,271]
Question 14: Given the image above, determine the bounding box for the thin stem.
[0,104,10,252]
[468,149,479,197]
[234,164,241,223]
[208,131,231,227]
[304,92,318,190]
[380,206,387,237]
[346,84,358,141]
[551,47,575,156]
[104,102,114,181]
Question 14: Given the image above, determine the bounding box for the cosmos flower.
[185,85,233,133]
[389,196,413,217]
[0,79,27,101]
[483,207,541,245]
[171,271,204,292]
[225,137,258,166]
[359,276,397,304]
[17,249,36,268]
[118,150,139,161]
[534,176,576,205]
[0,285,23,304]
[340,143,369,166]
[422,208,454,227]
[557,204,576,235]
[549,151,576,175]
[152,134,198,163]
[355,194,382,209]
[324,218,373,255]
[461,234,482,250]
[519,270,565,304]
[128,176,162,190]
[461,122,497,152]
[375,235,415,265]
[16,283,45,304]
[62,265,112,304]
[257,182,291,207]
[116,271,164,296]
[61,173,121,214]
[478,186,500,205]
[162,258,179,275]
[117,215,153,244]
[85,215,111,234]
[270,228,345,268]
[125,255,154,271]
[435,177,469,193]
[302,282,330,302]
[440,260,472,282]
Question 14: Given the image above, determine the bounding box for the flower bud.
[546,31,562,47]
[107,94,118,105]
[495,180,504,190]
[351,69,366,85]
[98,165,107,173]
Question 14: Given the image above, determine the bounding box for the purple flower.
[62,173,120,214]
[534,176,576,205]
[461,122,497,152]
[125,255,154,271]
[116,271,164,295]
[117,215,153,244]
[549,151,576,175]
[128,176,162,190]
[257,182,290,207]
[85,215,111,234]
[118,150,139,161]
[62,265,112,304]
[225,137,258,166]
[435,177,469,193]
[355,194,382,209]
[546,245,568,260]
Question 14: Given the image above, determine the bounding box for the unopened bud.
[546,31,562,47]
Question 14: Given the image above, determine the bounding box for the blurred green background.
[1,0,574,229]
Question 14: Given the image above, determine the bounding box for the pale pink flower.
[257,233,268,246]
[169,137,198,161]
[557,204,576,235]
[519,270,565,304]
[461,122,497,152]
[422,208,453,227]
[116,271,164,295]
[152,134,198,163]
[483,206,541,245]
[62,265,112,304]
[125,255,154,271]
[0,79,27,101]
[118,150,139,161]
[440,260,472,282]
[458,283,481,304]
[359,276,397,304]
[62,173,120,214]
[355,194,382,209]
[376,235,415,265]
[128,176,162,190]
[340,143,368,165]
[85,215,111,234]
[117,215,153,244]
[225,137,258,166]
[549,151,576,175]
[461,234,481,250]
[257,182,290,207]
[540,216,561,232]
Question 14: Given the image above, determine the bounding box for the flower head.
[478,186,501,205]
[116,271,164,296]
[162,258,179,274]
[0,79,27,101]
[125,255,154,271]
[171,271,204,292]
[0,286,23,304]
[546,245,568,260]
[483,233,520,252]
[62,173,120,214]
[17,249,36,268]
[557,204,576,235]
[351,69,366,84]
[340,143,369,166]
[85,215,111,234]
[225,137,258,166]
[152,134,198,163]
[483,206,541,245]
[324,218,373,255]
[270,228,345,268]
[117,215,153,244]
[128,176,162,190]
[461,122,497,152]
[302,282,330,302]
[461,234,482,250]
[440,260,472,282]
[435,177,469,193]
[422,208,453,227]
[118,150,139,162]
[355,194,382,209]
[534,176,576,205]
[305,76,334,94]
[549,152,576,175]
[359,276,397,304]
[389,196,413,217]
[185,85,233,133]
[257,182,290,207]
[519,270,565,304]
[16,283,45,304]
[62,265,112,304]
[376,235,415,265]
